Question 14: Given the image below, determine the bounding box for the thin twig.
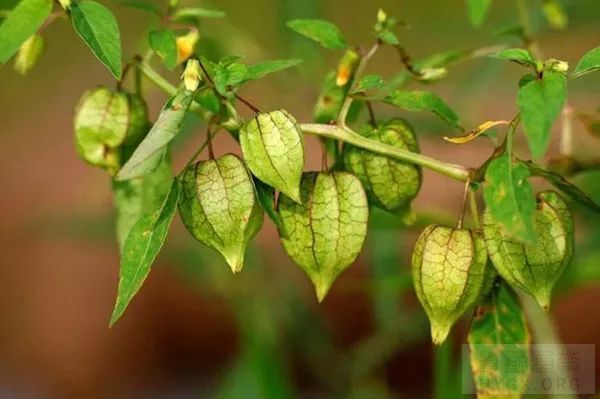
[38,10,64,34]
[457,179,471,229]
[366,100,377,127]
[337,42,380,126]
[235,94,261,114]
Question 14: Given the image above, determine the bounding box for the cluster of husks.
[412,190,573,344]
[74,88,574,335]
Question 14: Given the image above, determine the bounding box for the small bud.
[545,58,569,73]
[176,30,199,65]
[377,9,387,23]
[181,59,201,91]
[14,35,44,75]
[58,0,70,10]
[418,67,448,82]
[335,49,359,87]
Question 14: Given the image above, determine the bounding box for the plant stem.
[137,59,473,182]
[300,123,472,181]
[519,293,577,399]
[433,339,452,399]
[337,43,379,126]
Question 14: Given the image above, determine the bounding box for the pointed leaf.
[517,71,567,158]
[384,90,462,130]
[243,58,302,82]
[350,74,386,95]
[467,0,492,27]
[171,7,225,20]
[71,0,122,79]
[468,283,530,397]
[490,47,536,67]
[213,61,248,95]
[286,19,347,50]
[444,120,509,144]
[109,179,180,326]
[572,45,600,79]
[149,29,177,70]
[117,88,194,180]
[483,154,537,243]
[112,156,172,251]
[525,161,600,214]
[0,0,52,63]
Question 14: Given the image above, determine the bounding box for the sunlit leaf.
[444,120,509,144]
[117,88,194,180]
[109,179,180,326]
[0,0,52,63]
[71,0,122,79]
[484,154,537,243]
[286,19,347,50]
[149,29,177,70]
[243,58,302,82]
[517,71,567,158]
[384,90,462,130]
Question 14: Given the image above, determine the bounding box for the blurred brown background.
[0,0,599,398]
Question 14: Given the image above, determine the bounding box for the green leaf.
[286,19,347,50]
[243,58,302,82]
[490,47,536,67]
[0,0,52,63]
[113,0,161,16]
[213,61,248,96]
[525,162,600,214]
[171,7,225,20]
[375,29,399,45]
[240,109,305,202]
[254,179,285,234]
[350,74,386,95]
[149,29,177,70]
[277,172,369,301]
[517,71,567,158]
[112,156,172,251]
[572,45,600,79]
[468,283,530,397]
[117,88,194,180]
[384,90,462,130]
[71,0,122,79]
[467,0,492,27]
[109,178,180,326]
[483,154,537,243]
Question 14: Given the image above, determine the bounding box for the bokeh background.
[1,0,600,398]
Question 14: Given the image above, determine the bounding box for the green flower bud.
[240,109,305,202]
[412,225,488,344]
[74,87,148,175]
[483,190,574,310]
[14,34,44,75]
[343,118,421,214]
[277,172,369,301]
[178,154,263,273]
